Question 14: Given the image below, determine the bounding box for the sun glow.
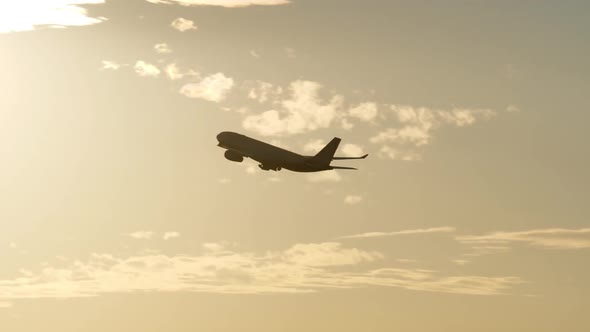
[0,0,105,33]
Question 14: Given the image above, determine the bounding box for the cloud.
[453,259,470,266]
[344,195,362,205]
[341,118,354,130]
[349,102,378,122]
[243,80,343,136]
[0,302,13,309]
[371,126,431,147]
[170,17,197,32]
[303,139,326,154]
[165,64,183,80]
[134,61,161,77]
[283,242,382,267]
[164,63,197,80]
[369,105,496,160]
[202,241,233,252]
[148,0,290,7]
[340,143,364,157]
[249,50,261,58]
[506,105,521,113]
[436,108,495,127]
[339,227,456,240]
[154,43,172,54]
[245,165,257,174]
[377,146,421,161]
[128,231,154,240]
[284,47,297,58]
[456,228,590,250]
[396,259,417,264]
[462,246,511,258]
[307,170,342,183]
[0,242,522,299]
[100,60,122,70]
[0,0,106,33]
[163,232,180,240]
[247,81,283,103]
[180,73,234,102]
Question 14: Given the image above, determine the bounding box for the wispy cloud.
[340,143,364,157]
[170,17,197,32]
[100,60,122,70]
[377,146,421,161]
[163,232,180,240]
[457,228,590,250]
[396,259,417,264]
[344,195,363,205]
[247,81,283,104]
[154,43,173,54]
[249,50,261,58]
[339,227,456,240]
[452,259,470,266]
[307,170,342,183]
[243,80,343,136]
[349,102,378,122]
[134,61,161,77]
[284,47,297,58]
[303,139,327,154]
[240,79,500,164]
[180,73,234,102]
[202,241,233,252]
[369,105,496,160]
[0,0,106,34]
[245,165,257,174]
[462,245,512,258]
[163,63,198,80]
[0,242,522,300]
[128,231,154,240]
[148,0,290,8]
[506,105,521,113]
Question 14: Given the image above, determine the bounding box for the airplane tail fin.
[312,137,341,166]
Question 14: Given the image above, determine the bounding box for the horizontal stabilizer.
[332,154,368,160]
[330,166,358,170]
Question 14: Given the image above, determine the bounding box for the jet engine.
[224,150,244,162]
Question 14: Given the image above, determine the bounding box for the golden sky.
[1,1,589,331]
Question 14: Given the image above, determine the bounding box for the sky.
[0,0,589,331]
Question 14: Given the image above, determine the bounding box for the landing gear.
[258,164,281,171]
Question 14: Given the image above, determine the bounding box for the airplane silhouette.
[216,131,368,172]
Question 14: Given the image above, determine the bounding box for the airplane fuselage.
[216,131,331,172]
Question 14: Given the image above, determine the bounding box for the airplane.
[216,131,368,172]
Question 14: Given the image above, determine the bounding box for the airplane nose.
[216,132,227,142]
